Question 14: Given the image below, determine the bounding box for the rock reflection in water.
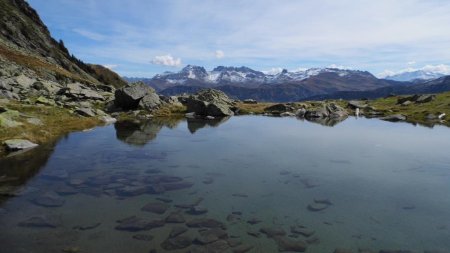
[114,117,231,146]
[302,116,347,127]
[186,116,230,133]
[0,142,56,204]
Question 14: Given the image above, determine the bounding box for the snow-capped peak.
[381,64,450,82]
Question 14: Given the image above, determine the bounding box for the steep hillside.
[0,0,123,87]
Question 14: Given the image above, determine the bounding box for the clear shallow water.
[0,116,450,253]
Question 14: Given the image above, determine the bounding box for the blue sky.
[28,0,450,77]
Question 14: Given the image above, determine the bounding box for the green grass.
[0,101,100,156]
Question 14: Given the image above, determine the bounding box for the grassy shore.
[0,100,100,156]
[236,92,450,126]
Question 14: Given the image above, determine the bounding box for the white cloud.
[407,61,416,65]
[378,64,450,78]
[151,54,182,67]
[103,64,118,69]
[215,50,225,59]
[73,28,105,41]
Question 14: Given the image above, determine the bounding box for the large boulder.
[184,89,234,117]
[115,82,157,110]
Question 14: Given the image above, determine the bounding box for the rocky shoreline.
[1,76,448,157]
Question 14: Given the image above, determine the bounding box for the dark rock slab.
[187,206,208,215]
[141,202,170,214]
[260,227,286,238]
[73,222,101,231]
[290,226,315,237]
[31,192,65,207]
[170,226,188,238]
[18,215,61,228]
[115,216,164,231]
[161,235,192,250]
[247,217,261,225]
[186,218,226,229]
[274,236,307,252]
[162,181,194,191]
[116,186,148,197]
[132,234,154,241]
[233,244,254,253]
[166,212,186,223]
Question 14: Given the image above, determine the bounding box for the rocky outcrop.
[304,103,348,119]
[114,82,162,110]
[397,94,436,105]
[183,89,235,117]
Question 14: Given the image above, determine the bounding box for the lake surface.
[1,116,450,253]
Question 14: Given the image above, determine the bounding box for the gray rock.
[59,83,104,101]
[295,108,306,117]
[347,100,367,109]
[0,90,20,100]
[115,82,156,110]
[381,114,407,122]
[75,107,96,117]
[26,117,43,125]
[14,74,35,89]
[305,107,329,118]
[280,112,295,117]
[265,103,291,113]
[326,103,348,118]
[425,114,438,120]
[185,89,234,117]
[4,139,38,151]
[274,236,307,252]
[138,93,162,110]
[101,115,117,124]
[416,94,435,103]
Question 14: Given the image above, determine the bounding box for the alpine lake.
[1,115,450,253]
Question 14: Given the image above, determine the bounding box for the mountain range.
[125,65,450,102]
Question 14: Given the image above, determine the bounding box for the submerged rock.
[233,244,254,253]
[260,227,286,238]
[290,226,315,237]
[18,215,61,228]
[274,236,307,252]
[169,226,188,238]
[31,192,65,207]
[165,212,186,223]
[115,216,164,231]
[141,202,170,214]
[161,235,192,250]
[186,218,226,229]
[132,234,154,241]
[186,206,208,215]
